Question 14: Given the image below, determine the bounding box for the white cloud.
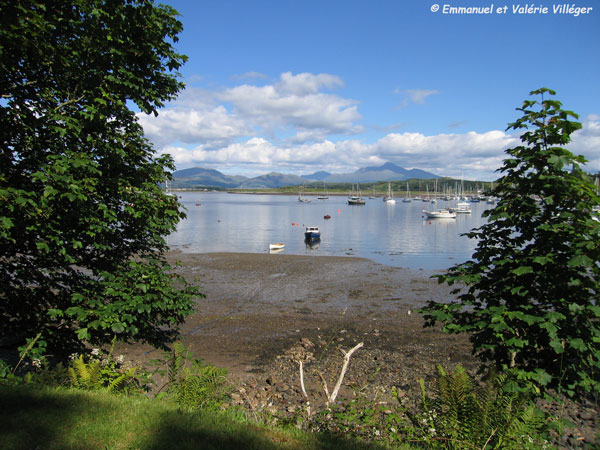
[162,129,516,180]
[138,72,599,181]
[219,72,361,140]
[394,88,440,109]
[139,72,362,150]
[136,87,250,148]
[371,130,515,179]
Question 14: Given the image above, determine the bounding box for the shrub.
[422,88,600,399]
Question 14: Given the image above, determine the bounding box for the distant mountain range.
[171,162,439,189]
[169,167,248,188]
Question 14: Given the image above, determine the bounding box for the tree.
[0,0,201,357]
[422,88,600,398]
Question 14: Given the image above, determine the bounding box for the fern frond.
[107,367,137,392]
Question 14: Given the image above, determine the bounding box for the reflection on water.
[167,192,492,270]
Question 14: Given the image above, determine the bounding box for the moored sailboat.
[348,184,365,205]
[383,182,396,204]
[403,182,412,203]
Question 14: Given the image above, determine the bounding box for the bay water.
[167,192,492,270]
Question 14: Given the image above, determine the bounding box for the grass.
[0,385,410,450]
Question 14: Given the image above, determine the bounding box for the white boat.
[348,184,365,205]
[423,186,430,202]
[403,182,412,203]
[317,182,329,200]
[383,183,396,204]
[455,200,472,214]
[430,180,438,203]
[298,187,311,203]
[164,178,176,197]
[304,226,321,241]
[369,185,377,199]
[269,243,285,251]
[423,208,456,219]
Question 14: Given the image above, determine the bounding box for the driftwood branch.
[328,342,363,405]
[298,360,311,417]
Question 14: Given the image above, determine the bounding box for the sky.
[138,0,600,181]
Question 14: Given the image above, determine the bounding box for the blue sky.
[139,0,600,180]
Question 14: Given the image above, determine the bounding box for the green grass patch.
[0,385,400,450]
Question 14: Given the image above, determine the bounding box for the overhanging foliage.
[0,0,202,355]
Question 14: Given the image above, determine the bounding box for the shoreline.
[121,251,470,377]
[118,251,598,444]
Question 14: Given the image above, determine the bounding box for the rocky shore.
[120,251,597,447]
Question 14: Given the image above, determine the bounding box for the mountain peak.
[356,162,407,174]
[379,162,403,172]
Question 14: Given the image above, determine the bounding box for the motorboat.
[423,208,456,219]
[455,201,472,214]
[304,226,321,240]
[269,243,285,251]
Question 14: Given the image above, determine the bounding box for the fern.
[171,342,189,381]
[67,349,138,393]
[158,342,231,411]
[68,355,102,389]
[406,365,554,449]
[174,361,230,411]
[107,367,137,392]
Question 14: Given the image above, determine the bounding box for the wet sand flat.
[122,252,474,382]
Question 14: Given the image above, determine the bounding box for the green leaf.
[569,339,586,351]
[76,328,89,340]
[111,323,125,333]
[511,266,533,276]
[532,256,551,265]
[36,242,50,252]
[549,339,564,354]
[568,254,593,267]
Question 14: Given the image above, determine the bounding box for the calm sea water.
[167,191,493,270]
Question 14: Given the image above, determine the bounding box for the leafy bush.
[173,363,230,411]
[311,394,409,445]
[309,365,554,449]
[422,88,600,399]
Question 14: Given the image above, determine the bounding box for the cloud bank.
[138,72,600,180]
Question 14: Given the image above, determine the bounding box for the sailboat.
[348,184,365,205]
[403,182,412,203]
[383,182,396,204]
[298,186,311,203]
[423,179,455,218]
[317,182,329,200]
[430,180,438,203]
[164,178,176,197]
[369,185,377,199]
[455,176,470,212]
